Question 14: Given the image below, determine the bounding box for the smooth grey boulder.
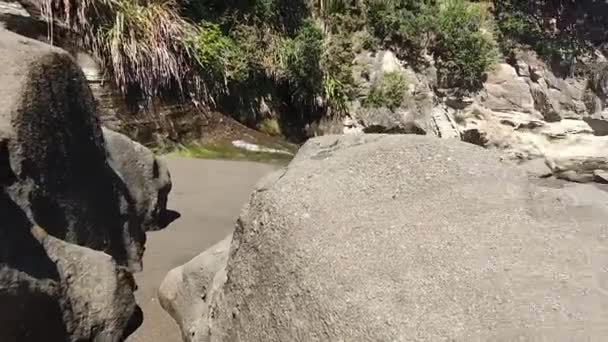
[159,234,232,342]
[0,28,170,341]
[162,134,608,342]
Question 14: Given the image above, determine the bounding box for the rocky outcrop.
[0,27,173,340]
[320,46,608,183]
[354,107,427,134]
[478,62,537,114]
[160,134,608,342]
[447,49,608,182]
[329,50,460,138]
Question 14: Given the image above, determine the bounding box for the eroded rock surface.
[103,127,174,232]
[0,28,172,341]
[333,50,461,138]
[320,47,608,183]
[161,134,608,342]
[453,51,608,182]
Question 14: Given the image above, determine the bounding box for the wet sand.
[127,155,277,342]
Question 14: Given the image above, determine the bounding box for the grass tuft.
[39,0,207,100]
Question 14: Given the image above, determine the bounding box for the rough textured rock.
[585,111,608,136]
[337,49,608,184]
[0,0,28,18]
[103,127,174,232]
[0,28,170,341]
[342,50,459,138]
[354,107,426,134]
[449,51,608,182]
[544,136,608,182]
[594,170,608,184]
[457,103,608,181]
[161,134,608,342]
[516,50,588,121]
[477,63,536,114]
[0,27,144,270]
[430,105,461,139]
[518,158,553,178]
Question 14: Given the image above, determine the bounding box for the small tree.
[434,0,497,90]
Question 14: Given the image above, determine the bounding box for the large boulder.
[0,28,171,340]
[159,234,233,342]
[161,134,608,341]
[477,62,537,114]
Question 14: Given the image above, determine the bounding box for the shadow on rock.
[122,305,144,341]
[157,209,182,231]
[0,28,175,341]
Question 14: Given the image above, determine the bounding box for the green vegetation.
[434,0,497,89]
[364,72,407,110]
[40,0,205,100]
[494,0,579,71]
[257,118,282,136]
[365,0,436,64]
[188,22,248,84]
[176,143,294,164]
[42,0,500,109]
[365,0,497,90]
[278,22,325,112]
[46,0,608,137]
[494,0,608,73]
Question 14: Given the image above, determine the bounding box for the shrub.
[352,30,380,52]
[364,71,407,110]
[187,23,249,84]
[433,0,497,90]
[494,0,596,73]
[366,0,436,63]
[322,33,356,90]
[365,0,496,89]
[41,0,203,99]
[282,22,325,107]
[322,75,349,114]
